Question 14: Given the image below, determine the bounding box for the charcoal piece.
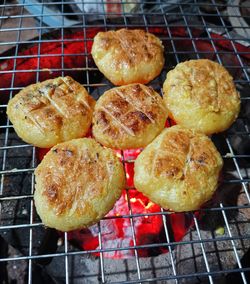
[0,236,8,283]
[226,248,250,284]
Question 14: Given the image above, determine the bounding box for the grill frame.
[0,1,250,283]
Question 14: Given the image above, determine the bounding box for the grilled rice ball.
[7,76,95,148]
[91,29,165,85]
[163,59,240,135]
[134,125,223,212]
[34,138,125,231]
[92,83,168,149]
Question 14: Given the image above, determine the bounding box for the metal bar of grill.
[0,0,250,283]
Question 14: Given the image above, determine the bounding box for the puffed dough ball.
[134,126,223,212]
[163,59,240,135]
[92,83,168,149]
[34,138,125,231]
[7,76,95,148]
[91,29,165,85]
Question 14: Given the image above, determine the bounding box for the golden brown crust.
[34,138,125,231]
[91,29,165,85]
[7,76,95,148]
[92,83,168,149]
[134,125,223,212]
[163,59,240,135]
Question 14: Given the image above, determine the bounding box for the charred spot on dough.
[98,111,109,125]
[111,96,130,109]
[44,184,58,202]
[196,154,207,165]
[38,89,44,96]
[137,111,151,122]
[59,158,67,166]
[62,149,74,157]
[106,126,120,139]
[124,110,150,123]
[147,111,157,121]
[54,86,66,98]
[125,118,140,133]
[141,44,152,60]
[122,111,150,133]
[64,76,74,85]
[77,103,88,115]
[43,108,63,125]
[165,167,182,178]
[155,156,183,179]
[163,131,190,153]
[27,93,35,99]
[57,149,75,166]
[67,149,73,156]
[131,84,142,94]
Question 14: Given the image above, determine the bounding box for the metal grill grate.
[0,1,250,283]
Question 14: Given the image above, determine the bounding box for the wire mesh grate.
[0,1,250,283]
